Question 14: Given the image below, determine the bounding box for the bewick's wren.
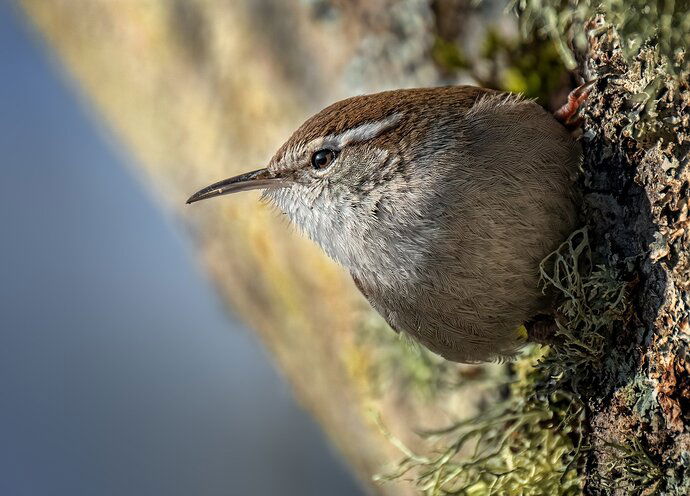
[188,86,582,362]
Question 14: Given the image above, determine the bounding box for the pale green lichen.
[376,347,584,495]
[598,439,664,494]
[538,229,627,379]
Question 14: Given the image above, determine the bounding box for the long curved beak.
[186,168,284,204]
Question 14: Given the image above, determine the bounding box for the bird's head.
[187,87,487,277]
[188,90,442,272]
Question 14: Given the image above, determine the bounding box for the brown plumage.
[188,86,581,362]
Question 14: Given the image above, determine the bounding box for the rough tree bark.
[19,0,689,493]
[577,13,690,495]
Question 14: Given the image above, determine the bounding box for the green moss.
[432,36,469,72]
[481,28,568,104]
[513,0,690,71]
[430,13,570,106]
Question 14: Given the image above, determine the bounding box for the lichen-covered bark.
[578,15,690,494]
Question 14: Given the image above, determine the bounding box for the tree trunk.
[576,12,690,495]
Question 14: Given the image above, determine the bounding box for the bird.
[187,85,586,363]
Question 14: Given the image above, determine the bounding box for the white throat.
[266,178,436,288]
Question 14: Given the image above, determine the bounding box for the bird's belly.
[363,262,545,363]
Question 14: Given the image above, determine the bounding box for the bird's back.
[354,90,580,362]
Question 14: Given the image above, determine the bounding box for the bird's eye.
[311,149,337,170]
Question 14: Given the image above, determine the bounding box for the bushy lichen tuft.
[538,228,627,384]
[598,439,664,494]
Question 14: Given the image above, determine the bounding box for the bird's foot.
[525,314,562,346]
[554,79,598,130]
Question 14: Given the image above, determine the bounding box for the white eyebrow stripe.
[322,112,404,149]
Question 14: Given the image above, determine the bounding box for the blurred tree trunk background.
[20,0,688,494]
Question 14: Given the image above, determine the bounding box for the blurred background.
[0,2,362,495]
[3,0,576,494]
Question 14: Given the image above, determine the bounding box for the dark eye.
[311,149,337,170]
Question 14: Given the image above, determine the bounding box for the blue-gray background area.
[0,3,363,495]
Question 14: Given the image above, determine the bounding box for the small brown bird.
[188,86,584,362]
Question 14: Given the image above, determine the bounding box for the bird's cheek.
[286,179,326,210]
